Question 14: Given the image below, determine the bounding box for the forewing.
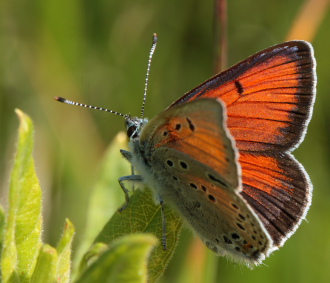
[169,41,316,152]
[140,98,240,190]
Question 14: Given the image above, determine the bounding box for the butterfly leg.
[130,165,136,191]
[118,175,143,212]
[160,199,167,250]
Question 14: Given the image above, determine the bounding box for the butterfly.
[55,35,316,266]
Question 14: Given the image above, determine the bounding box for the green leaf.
[56,219,75,283]
[75,234,158,283]
[30,244,58,283]
[1,109,42,282]
[78,242,108,274]
[95,189,183,282]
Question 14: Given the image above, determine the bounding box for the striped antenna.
[54,97,128,118]
[55,34,158,119]
[141,33,158,118]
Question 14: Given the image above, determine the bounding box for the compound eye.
[127,125,137,138]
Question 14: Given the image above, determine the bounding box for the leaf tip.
[15,108,32,133]
[64,218,75,238]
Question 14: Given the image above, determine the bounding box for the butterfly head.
[125,116,149,140]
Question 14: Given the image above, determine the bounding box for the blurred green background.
[1,0,329,282]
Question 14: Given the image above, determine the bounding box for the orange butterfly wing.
[140,98,239,189]
[169,41,315,152]
[239,152,311,247]
[169,41,316,247]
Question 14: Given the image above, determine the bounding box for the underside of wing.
[239,151,312,247]
[141,98,240,190]
[169,41,316,152]
[151,146,272,266]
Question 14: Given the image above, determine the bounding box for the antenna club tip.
[152,33,158,43]
[54,96,66,102]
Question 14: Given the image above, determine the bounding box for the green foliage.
[0,110,182,283]
[56,219,75,283]
[1,109,43,282]
[76,234,158,283]
[30,245,58,283]
[0,110,76,282]
[94,189,183,282]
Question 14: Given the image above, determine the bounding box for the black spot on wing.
[235,80,244,94]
